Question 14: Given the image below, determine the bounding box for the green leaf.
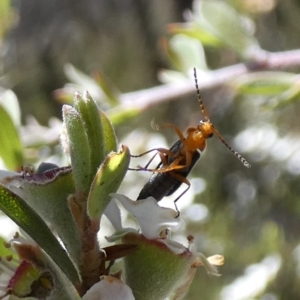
[74,92,106,175]
[87,145,130,221]
[64,64,103,100]
[265,83,300,109]
[0,89,21,126]
[53,87,75,105]
[93,70,120,106]
[168,23,222,47]
[100,110,118,153]
[19,167,81,266]
[123,232,194,300]
[0,105,23,170]
[231,72,297,95]
[64,64,120,107]
[158,69,187,84]
[63,104,91,194]
[194,0,260,58]
[0,184,80,285]
[160,37,184,71]
[0,0,14,38]
[107,107,141,126]
[168,35,207,72]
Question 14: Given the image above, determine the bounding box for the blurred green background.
[1,0,300,299]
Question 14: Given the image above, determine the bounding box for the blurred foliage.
[0,0,300,299]
[0,0,14,39]
[0,90,23,170]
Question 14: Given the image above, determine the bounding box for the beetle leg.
[153,150,194,173]
[129,148,176,171]
[158,123,186,143]
[130,147,174,158]
[167,172,191,217]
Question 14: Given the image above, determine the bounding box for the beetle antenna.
[213,128,251,168]
[194,68,250,168]
[193,68,210,122]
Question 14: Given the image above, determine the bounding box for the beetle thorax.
[185,126,206,152]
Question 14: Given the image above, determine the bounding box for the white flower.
[108,193,180,239]
[82,276,135,300]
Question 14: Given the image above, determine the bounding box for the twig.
[114,49,300,113]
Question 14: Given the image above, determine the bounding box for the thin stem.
[111,49,300,113]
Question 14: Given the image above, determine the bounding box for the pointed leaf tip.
[87,145,130,222]
[62,104,91,194]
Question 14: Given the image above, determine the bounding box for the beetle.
[136,139,200,203]
[130,68,250,213]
